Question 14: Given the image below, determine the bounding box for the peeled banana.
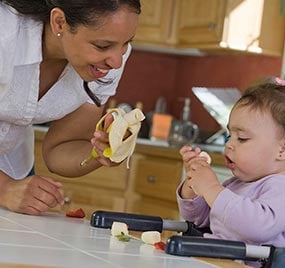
[80,108,145,168]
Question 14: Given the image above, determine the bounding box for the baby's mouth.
[225,155,235,169]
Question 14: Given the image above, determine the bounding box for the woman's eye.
[94,44,110,51]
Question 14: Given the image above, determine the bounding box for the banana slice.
[199,151,211,164]
[111,221,129,237]
[80,108,145,167]
[141,231,161,245]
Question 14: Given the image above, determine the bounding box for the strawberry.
[66,208,86,218]
[154,241,166,251]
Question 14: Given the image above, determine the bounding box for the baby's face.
[224,105,283,182]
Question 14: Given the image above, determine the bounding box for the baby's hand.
[180,146,201,164]
[180,146,211,174]
[180,146,212,199]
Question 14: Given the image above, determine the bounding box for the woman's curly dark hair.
[1,0,141,28]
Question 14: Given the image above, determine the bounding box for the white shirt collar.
[14,19,43,66]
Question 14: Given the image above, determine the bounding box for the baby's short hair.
[234,81,285,135]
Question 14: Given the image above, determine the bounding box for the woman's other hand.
[0,173,64,215]
[90,112,119,167]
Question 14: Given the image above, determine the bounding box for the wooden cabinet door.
[134,0,175,45]
[134,156,182,202]
[135,0,285,56]
[177,0,226,45]
[175,0,285,55]
[220,0,285,55]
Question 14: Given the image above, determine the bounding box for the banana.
[199,151,211,164]
[80,108,145,168]
[141,231,161,245]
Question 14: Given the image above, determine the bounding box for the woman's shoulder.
[0,3,21,39]
[0,3,22,62]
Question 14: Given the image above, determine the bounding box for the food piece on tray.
[199,151,212,164]
[111,221,129,237]
[154,241,166,250]
[116,232,131,242]
[141,231,161,245]
[65,208,86,218]
[111,221,131,242]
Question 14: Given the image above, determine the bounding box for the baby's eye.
[237,137,248,142]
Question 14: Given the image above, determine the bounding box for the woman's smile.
[89,64,110,79]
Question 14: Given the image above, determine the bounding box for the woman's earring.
[57,32,62,37]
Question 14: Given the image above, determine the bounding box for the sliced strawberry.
[154,241,166,251]
[66,208,86,218]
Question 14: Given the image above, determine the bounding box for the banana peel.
[80,108,145,168]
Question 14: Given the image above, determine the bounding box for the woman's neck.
[42,24,66,61]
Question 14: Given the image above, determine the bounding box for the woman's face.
[224,105,283,182]
[57,7,139,82]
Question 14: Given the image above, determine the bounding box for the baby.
[177,82,285,267]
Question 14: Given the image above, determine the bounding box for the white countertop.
[0,208,225,268]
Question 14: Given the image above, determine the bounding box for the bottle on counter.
[167,98,199,147]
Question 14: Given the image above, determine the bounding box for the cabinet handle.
[208,22,216,30]
[64,196,71,204]
[147,175,156,183]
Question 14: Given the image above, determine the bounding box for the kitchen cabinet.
[133,0,175,46]
[125,147,182,221]
[134,0,285,56]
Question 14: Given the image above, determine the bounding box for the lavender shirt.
[177,174,285,247]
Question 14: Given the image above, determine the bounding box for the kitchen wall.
[113,49,282,133]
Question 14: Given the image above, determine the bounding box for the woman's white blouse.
[0,3,131,179]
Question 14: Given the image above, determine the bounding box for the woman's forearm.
[42,103,106,177]
[43,139,103,177]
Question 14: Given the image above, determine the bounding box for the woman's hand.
[90,112,120,167]
[0,174,64,215]
[90,111,132,167]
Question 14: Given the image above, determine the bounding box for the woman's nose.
[105,48,125,69]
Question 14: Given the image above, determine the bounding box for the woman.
[0,0,141,215]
